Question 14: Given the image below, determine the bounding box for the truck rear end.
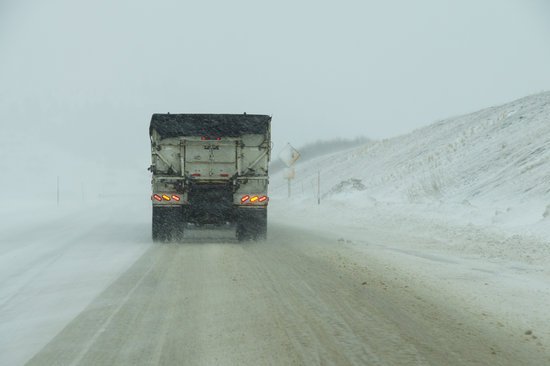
[148,114,271,241]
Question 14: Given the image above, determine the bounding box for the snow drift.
[272,92,550,235]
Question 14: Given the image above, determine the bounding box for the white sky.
[1,0,549,160]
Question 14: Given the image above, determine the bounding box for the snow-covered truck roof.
[150,114,271,139]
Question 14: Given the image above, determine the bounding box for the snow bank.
[270,92,550,350]
[272,91,550,239]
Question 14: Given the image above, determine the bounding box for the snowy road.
[11,214,545,366]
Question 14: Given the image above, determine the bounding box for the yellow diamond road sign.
[278,143,300,167]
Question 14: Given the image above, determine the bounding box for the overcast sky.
[1,0,549,160]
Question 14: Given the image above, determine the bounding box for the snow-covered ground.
[273,91,550,234]
[0,199,152,366]
[270,91,550,352]
[0,126,152,364]
[1,92,549,364]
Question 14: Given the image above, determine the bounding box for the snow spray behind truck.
[149,114,271,241]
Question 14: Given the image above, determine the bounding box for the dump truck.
[149,114,271,241]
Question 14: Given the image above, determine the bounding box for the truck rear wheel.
[152,206,186,242]
[256,217,267,240]
[236,209,267,241]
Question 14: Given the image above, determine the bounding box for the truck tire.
[236,222,251,241]
[152,207,167,242]
[236,209,267,241]
[152,206,186,242]
[255,214,267,240]
[173,206,188,241]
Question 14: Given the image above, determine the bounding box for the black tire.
[173,206,188,241]
[236,209,267,241]
[152,206,186,242]
[255,215,267,240]
[236,222,251,242]
[152,207,167,242]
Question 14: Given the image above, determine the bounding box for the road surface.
[23,221,547,366]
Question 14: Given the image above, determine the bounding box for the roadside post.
[278,143,301,199]
[317,170,321,205]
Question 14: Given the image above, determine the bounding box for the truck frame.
[148,114,271,241]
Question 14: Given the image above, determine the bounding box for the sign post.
[317,170,321,205]
[283,167,295,198]
[278,144,300,199]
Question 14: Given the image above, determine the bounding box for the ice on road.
[7,210,545,366]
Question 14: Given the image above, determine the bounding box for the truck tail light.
[240,195,268,204]
[220,173,229,177]
[153,194,181,202]
[191,173,201,177]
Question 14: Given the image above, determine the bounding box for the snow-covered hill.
[272,92,550,235]
[269,93,550,347]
